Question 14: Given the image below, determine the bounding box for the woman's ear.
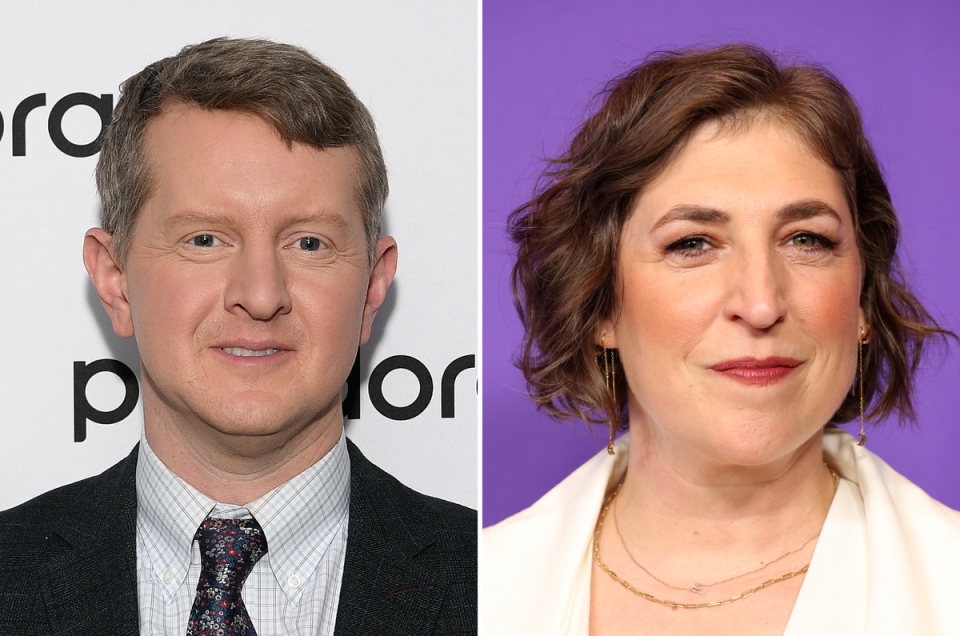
[83,228,135,338]
[596,318,618,348]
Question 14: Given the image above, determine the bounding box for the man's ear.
[83,228,135,338]
[359,236,398,346]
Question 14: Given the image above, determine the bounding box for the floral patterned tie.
[186,517,268,636]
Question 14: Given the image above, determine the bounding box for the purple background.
[483,0,960,526]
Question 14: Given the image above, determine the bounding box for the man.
[0,38,476,635]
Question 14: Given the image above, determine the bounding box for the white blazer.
[483,427,960,635]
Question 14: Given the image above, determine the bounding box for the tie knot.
[195,517,268,590]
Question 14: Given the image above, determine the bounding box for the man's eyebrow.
[280,211,351,229]
[162,210,351,230]
[651,205,731,231]
[776,199,843,225]
[164,212,234,228]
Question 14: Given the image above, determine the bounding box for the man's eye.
[191,235,220,247]
[298,237,323,251]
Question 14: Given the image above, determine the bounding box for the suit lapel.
[28,441,460,635]
[334,441,447,636]
[41,446,140,636]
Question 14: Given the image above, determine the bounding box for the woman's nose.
[722,247,788,331]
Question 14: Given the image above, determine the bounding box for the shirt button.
[287,574,302,589]
[162,569,175,585]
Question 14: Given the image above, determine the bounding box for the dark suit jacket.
[0,439,477,635]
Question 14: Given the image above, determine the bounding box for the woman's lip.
[710,357,802,371]
[709,358,802,386]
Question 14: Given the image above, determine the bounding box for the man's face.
[97,104,393,446]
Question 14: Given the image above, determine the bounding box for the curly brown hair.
[509,44,954,433]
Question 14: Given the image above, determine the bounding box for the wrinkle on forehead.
[637,117,848,221]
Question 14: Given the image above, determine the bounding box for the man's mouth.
[221,347,281,357]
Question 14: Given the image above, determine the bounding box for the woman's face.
[601,120,863,467]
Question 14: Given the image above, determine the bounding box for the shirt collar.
[247,432,351,597]
[136,430,351,600]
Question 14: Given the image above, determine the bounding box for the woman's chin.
[666,418,825,470]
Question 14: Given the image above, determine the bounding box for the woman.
[483,45,959,635]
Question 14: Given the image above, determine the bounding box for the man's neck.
[143,408,343,505]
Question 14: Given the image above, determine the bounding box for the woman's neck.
[615,420,836,576]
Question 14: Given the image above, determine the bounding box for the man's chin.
[195,396,340,443]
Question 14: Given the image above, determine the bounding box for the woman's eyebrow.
[651,200,842,232]
[651,205,730,231]
[777,200,843,225]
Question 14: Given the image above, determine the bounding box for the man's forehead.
[134,105,365,234]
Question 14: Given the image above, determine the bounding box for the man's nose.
[223,243,292,321]
[722,247,788,331]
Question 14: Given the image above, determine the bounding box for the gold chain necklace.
[593,464,839,610]
[613,464,838,595]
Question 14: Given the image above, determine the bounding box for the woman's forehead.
[630,120,850,231]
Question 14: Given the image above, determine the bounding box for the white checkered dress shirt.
[135,431,350,636]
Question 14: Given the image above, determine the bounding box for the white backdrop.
[0,0,478,509]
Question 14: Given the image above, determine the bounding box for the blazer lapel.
[334,441,448,636]
[41,446,140,636]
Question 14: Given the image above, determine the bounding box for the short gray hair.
[96,37,387,263]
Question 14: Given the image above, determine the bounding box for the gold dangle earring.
[602,333,617,455]
[857,326,869,446]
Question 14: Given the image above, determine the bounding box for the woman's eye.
[191,235,220,247]
[297,237,324,251]
[669,237,708,253]
[788,233,834,249]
